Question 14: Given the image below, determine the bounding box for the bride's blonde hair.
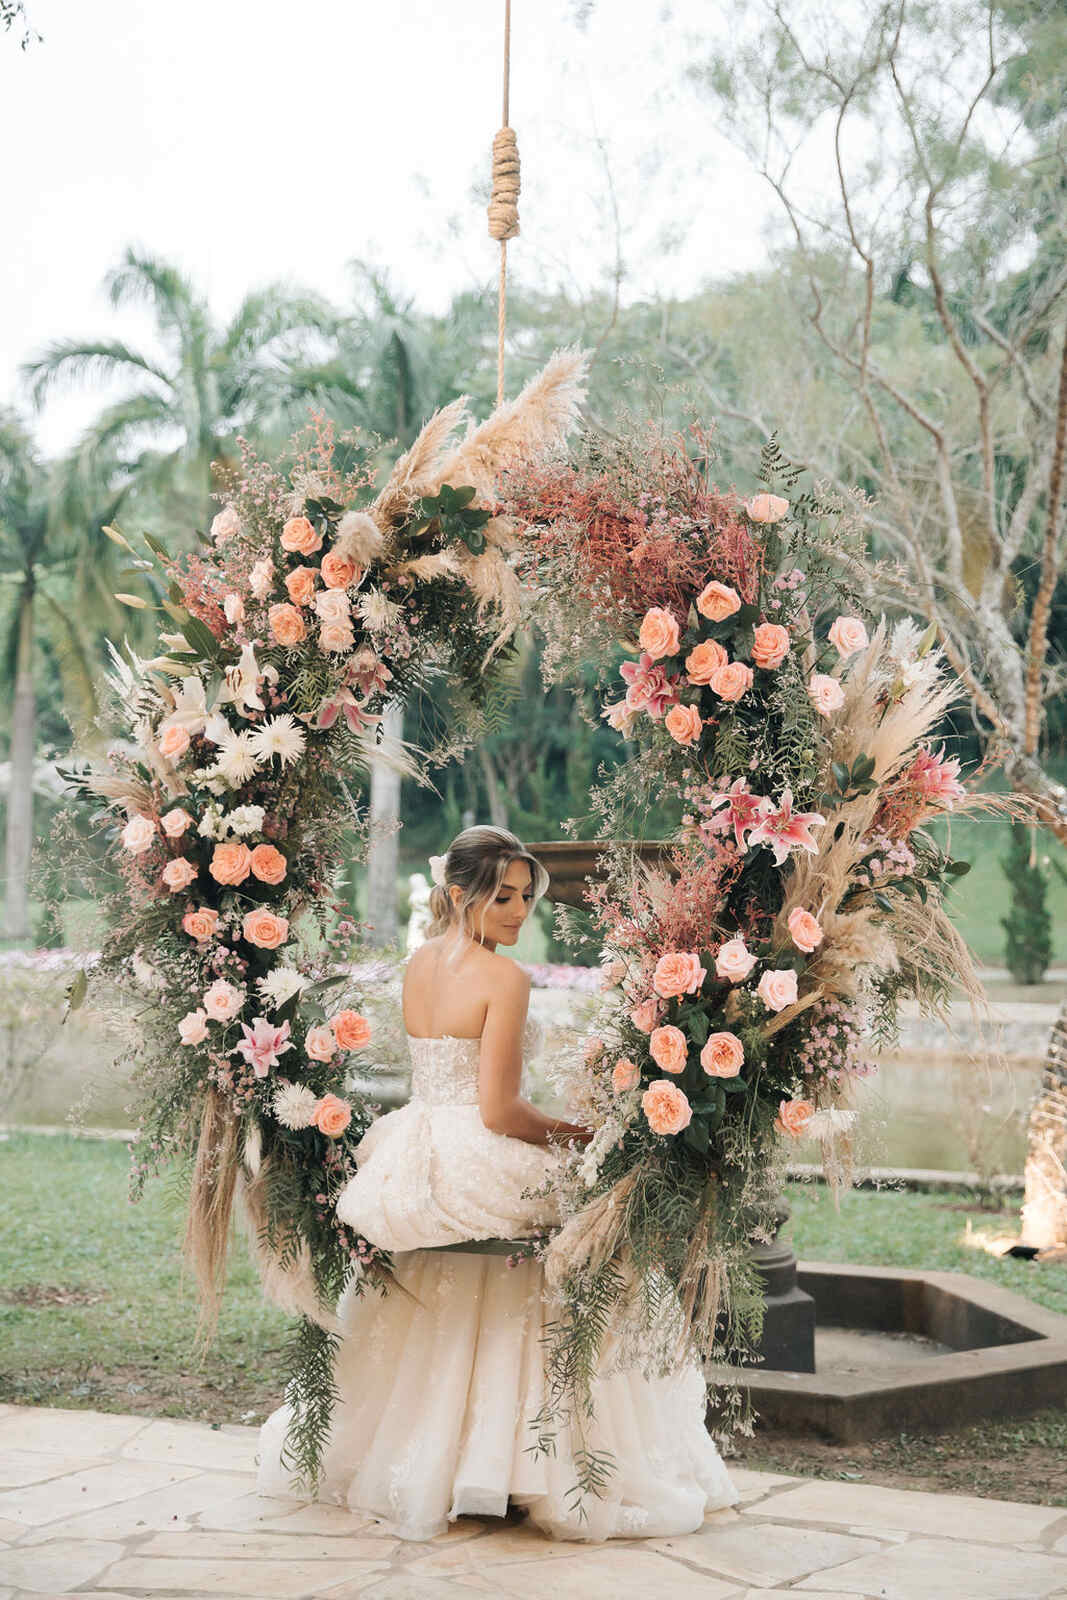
[427,825,549,948]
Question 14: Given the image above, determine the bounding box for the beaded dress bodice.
[406,1017,541,1107]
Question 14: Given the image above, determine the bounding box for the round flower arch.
[68,346,1011,1498]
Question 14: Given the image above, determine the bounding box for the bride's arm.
[478,964,591,1147]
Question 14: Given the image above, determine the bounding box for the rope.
[487,0,519,406]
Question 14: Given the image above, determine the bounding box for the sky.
[0,0,778,456]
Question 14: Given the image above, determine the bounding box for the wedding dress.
[256,1022,740,1542]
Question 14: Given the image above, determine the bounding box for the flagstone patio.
[1,1403,1066,1598]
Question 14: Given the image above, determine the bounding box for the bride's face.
[464,858,535,946]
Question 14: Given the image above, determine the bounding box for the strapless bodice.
[406,1017,542,1107]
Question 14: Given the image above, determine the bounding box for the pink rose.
[160,807,193,839]
[182,907,219,942]
[269,603,306,647]
[652,950,707,999]
[161,857,197,893]
[121,814,156,855]
[774,1097,815,1138]
[649,1025,688,1075]
[757,968,799,1012]
[211,506,241,543]
[745,493,789,524]
[305,1024,337,1062]
[320,551,360,590]
[331,1010,371,1051]
[249,844,287,885]
[280,516,323,556]
[319,620,356,654]
[787,907,823,952]
[158,723,191,762]
[664,703,703,746]
[637,606,681,661]
[714,938,757,982]
[808,672,845,717]
[612,1056,640,1093]
[630,997,661,1033]
[313,1093,352,1138]
[701,1031,744,1077]
[314,588,351,625]
[828,616,869,659]
[209,842,252,886]
[285,566,317,607]
[249,558,274,600]
[696,581,742,622]
[202,978,246,1023]
[685,638,728,685]
[242,907,290,949]
[708,660,753,702]
[751,623,791,670]
[179,1008,209,1046]
[642,1079,693,1136]
[223,592,245,625]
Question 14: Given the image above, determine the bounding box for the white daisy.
[257,966,309,1010]
[248,714,305,768]
[272,1080,319,1130]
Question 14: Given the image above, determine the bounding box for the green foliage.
[1000,821,1053,985]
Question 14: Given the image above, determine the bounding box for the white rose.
[314,588,351,625]
[121,814,156,855]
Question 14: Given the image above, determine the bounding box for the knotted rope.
[487,0,519,406]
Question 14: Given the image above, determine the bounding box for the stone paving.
[2,1405,1067,1598]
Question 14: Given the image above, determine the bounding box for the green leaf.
[687,1010,710,1047]
[163,600,191,626]
[453,485,478,508]
[181,616,219,661]
[917,620,939,656]
[461,507,491,529]
[735,603,760,626]
[721,1077,748,1093]
[851,753,875,781]
[945,860,972,877]
[874,891,894,912]
[64,968,88,1020]
[831,761,850,792]
[304,973,349,996]
[143,531,171,562]
[682,1118,710,1155]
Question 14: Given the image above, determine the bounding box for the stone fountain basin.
[706,1260,1067,1443]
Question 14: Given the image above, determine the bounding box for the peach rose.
[121,814,156,855]
[630,997,661,1033]
[280,516,323,556]
[242,907,289,949]
[320,551,359,590]
[745,493,789,524]
[612,1056,640,1093]
[210,841,252,886]
[751,622,791,670]
[649,1025,688,1075]
[665,703,703,746]
[787,907,823,952]
[637,606,681,661]
[642,1079,693,1136]
[701,1031,744,1077]
[757,968,799,1012]
[202,978,245,1023]
[161,857,197,893]
[774,1097,815,1138]
[331,1010,372,1051]
[160,807,193,839]
[223,592,245,625]
[828,615,869,658]
[313,1092,352,1138]
[285,566,317,607]
[714,938,757,982]
[696,581,742,622]
[211,506,241,543]
[269,603,306,647]
[808,672,845,717]
[179,1008,209,1046]
[708,660,754,702]
[652,950,707,999]
[305,1024,337,1062]
[158,723,191,762]
[319,620,355,654]
[685,638,728,685]
[182,906,219,942]
[249,844,287,885]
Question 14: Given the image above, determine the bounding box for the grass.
[5,1134,1067,1504]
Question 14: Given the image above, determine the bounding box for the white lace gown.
[256,1028,740,1542]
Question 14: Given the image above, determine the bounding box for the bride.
[257,825,740,1542]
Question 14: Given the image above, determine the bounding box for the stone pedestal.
[749,1209,817,1373]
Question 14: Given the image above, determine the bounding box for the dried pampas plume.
[371,393,472,531]
[334,510,386,568]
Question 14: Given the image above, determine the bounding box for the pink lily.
[233,1016,293,1078]
[619,652,679,721]
[746,787,827,866]
[316,686,381,735]
[349,646,394,699]
[703,777,766,852]
[908,744,965,807]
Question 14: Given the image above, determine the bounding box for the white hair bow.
[428,854,447,887]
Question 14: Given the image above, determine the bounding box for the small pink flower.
[704,778,765,851]
[757,968,799,1012]
[642,1079,693,1136]
[745,493,789,524]
[637,606,681,661]
[630,997,661,1033]
[828,616,869,658]
[160,807,193,839]
[747,788,826,867]
[305,1025,337,1062]
[808,673,845,717]
[701,1031,744,1077]
[787,907,823,952]
[612,1056,640,1093]
[696,581,742,622]
[649,1024,688,1074]
[652,951,706,999]
[161,857,197,893]
[715,938,757,982]
[179,1008,209,1046]
[664,703,702,746]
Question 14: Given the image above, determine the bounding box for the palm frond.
[20,339,170,409]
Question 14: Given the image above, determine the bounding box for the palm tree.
[22,248,338,528]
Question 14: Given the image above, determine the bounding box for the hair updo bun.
[425,825,549,945]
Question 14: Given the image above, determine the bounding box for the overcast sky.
[1,0,777,455]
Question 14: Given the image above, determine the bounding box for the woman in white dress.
[257,826,740,1542]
